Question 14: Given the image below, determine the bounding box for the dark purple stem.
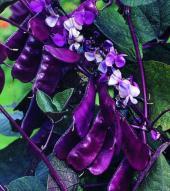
[19,0,34,14]
[132,142,170,191]
[0,105,67,191]
[125,7,148,143]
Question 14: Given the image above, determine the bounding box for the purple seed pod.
[5,17,29,61]
[73,79,96,138]
[21,96,45,136]
[9,1,29,24]
[0,66,5,93]
[31,119,52,146]
[11,36,42,83]
[98,76,116,126]
[54,125,81,160]
[33,50,62,95]
[67,112,107,171]
[88,112,122,175]
[121,119,151,171]
[107,159,133,191]
[44,45,81,64]
[88,128,115,175]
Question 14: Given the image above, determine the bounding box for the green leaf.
[0,110,22,137]
[144,61,170,130]
[131,0,170,42]
[0,139,36,184]
[95,5,139,61]
[36,88,74,113]
[7,176,46,191]
[47,154,79,191]
[53,88,74,112]
[0,0,16,13]
[36,90,56,113]
[120,0,157,6]
[138,155,170,191]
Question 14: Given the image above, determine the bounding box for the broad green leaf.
[0,139,36,184]
[53,88,74,112]
[120,0,157,6]
[36,89,74,113]
[95,5,139,61]
[144,61,170,130]
[47,154,79,191]
[7,176,46,191]
[36,90,56,113]
[0,110,22,136]
[131,0,170,43]
[138,155,170,191]
[0,0,16,13]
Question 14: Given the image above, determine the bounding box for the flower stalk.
[0,105,67,191]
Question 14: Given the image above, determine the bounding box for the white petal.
[69,28,80,38]
[113,69,122,79]
[123,96,130,106]
[84,52,95,61]
[129,96,138,104]
[129,84,140,97]
[64,18,74,31]
[75,35,84,42]
[45,15,59,27]
[95,53,103,63]
[73,18,82,30]
[118,80,130,98]
[108,75,119,86]
[98,61,107,74]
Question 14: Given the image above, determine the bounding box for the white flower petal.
[75,35,84,42]
[73,18,82,30]
[123,96,130,106]
[69,28,80,39]
[98,61,107,74]
[84,52,95,61]
[129,96,138,104]
[118,80,130,98]
[113,69,122,79]
[95,53,103,63]
[64,18,74,31]
[108,75,118,86]
[45,15,59,28]
[129,84,140,97]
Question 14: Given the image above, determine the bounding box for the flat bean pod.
[67,113,107,171]
[73,79,96,138]
[12,36,42,82]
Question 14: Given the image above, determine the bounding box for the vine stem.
[125,7,148,143]
[0,105,67,191]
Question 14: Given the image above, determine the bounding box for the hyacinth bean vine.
[0,0,169,191]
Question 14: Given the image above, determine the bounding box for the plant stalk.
[0,105,67,191]
[125,7,148,143]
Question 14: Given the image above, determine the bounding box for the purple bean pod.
[0,66,5,93]
[54,125,81,160]
[21,96,45,136]
[11,36,42,82]
[33,50,62,95]
[67,112,107,171]
[121,119,151,171]
[9,1,29,24]
[73,78,96,137]
[88,111,122,175]
[5,17,29,60]
[98,75,116,126]
[107,158,133,191]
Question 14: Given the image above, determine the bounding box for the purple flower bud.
[29,0,45,13]
[151,129,160,140]
[73,79,96,138]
